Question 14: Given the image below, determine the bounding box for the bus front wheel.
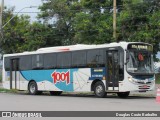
[94,81,106,98]
[50,91,62,96]
[117,92,130,98]
[28,81,42,95]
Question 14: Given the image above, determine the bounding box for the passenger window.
[44,53,56,69]
[57,52,71,68]
[87,49,104,67]
[4,57,10,71]
[19,56,32,70]
[32,54,43,69]
[72,51,86,67]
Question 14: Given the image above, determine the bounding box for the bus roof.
[3,42,151,57]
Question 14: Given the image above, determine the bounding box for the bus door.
[106,48,120,91]
[10,58,20,90]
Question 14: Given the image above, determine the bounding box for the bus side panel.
[2,71,29,90]
[19,68,104,92]
[72,68,91,92]
[2,71,10,89]
[19,71,29,90]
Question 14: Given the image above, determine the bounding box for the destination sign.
[127,44,153,51]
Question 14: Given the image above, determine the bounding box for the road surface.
[0,92,160,120]
[0,92,159,111]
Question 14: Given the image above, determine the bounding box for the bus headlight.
[128,77,133,82]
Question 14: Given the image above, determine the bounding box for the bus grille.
[137,82,151,84]
[138,85,150,90]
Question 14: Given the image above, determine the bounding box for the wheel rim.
[30,84,36,93]
[96,85,103,96]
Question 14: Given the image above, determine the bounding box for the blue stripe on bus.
[20,69,79,91]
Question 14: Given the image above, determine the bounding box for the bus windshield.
[126,50,154,74]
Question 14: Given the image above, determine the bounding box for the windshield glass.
[126,50,154,74]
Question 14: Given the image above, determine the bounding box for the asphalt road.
[0,92,159,111]
[0,83,160,120]
[0,91,160,120]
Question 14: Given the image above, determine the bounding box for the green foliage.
[1,0,160,60]
[156,73,160,84]
[0,88,18,93]
[38,0,115,44]
[38,0,78,45]
[117,0,160,60]
[72,0,114,44]
[1,7,61,54]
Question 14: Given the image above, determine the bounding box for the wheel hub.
[96,85,103,94]
[30,84,35,93]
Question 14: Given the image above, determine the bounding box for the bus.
[2,42,155,98]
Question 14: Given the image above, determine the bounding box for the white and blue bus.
[2,42,155,98]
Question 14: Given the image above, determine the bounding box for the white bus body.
[2,42,155,98]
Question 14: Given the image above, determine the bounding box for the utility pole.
[113,0,117,42]
[0,0,4,32]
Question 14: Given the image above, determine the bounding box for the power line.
[12,11,39,14]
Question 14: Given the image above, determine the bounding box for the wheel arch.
[28,80,36,90]
[91,79,104,91]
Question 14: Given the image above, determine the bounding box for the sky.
[4,0,42,22]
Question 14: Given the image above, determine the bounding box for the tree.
[38,0,78,45]
[38,0,118,44]
[117,0,160,60]
[72,0,113,44]
[1,0,160,59]
[1,7,31,53]
[1,7,61,54]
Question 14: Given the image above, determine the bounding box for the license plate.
[142,85,148,88]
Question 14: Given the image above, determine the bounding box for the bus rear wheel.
[94,81,106,98]
[117,92,130,98]
[28,81,42,95]
[50,91,62,96]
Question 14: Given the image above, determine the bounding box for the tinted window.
[44,53,56,69]
[57,52,71,68]
[119,49,124,81]
[11,59,19,71]
[87,49,104,67]
[72,51,86,67]
[19,55,32,70]
[32,54,43,69]
[4,57,10,71]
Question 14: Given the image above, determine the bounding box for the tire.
[28,81,42,95]
[50,91,63,96]
[94,81,106,98]
[117,92,130,98]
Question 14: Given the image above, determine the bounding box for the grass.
[155,73,160,84]
[0,88,18,93]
